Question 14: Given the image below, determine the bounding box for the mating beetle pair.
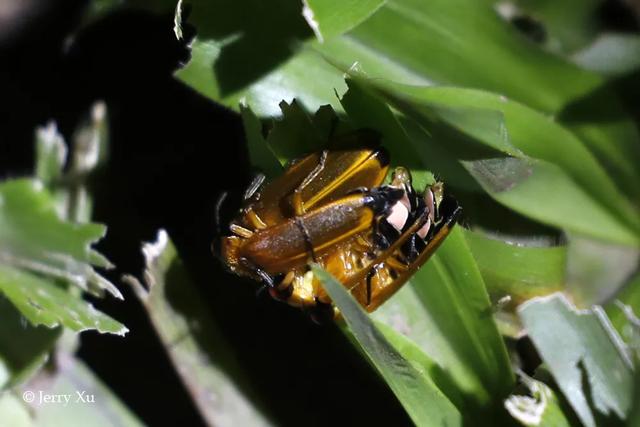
[219,137,461,321]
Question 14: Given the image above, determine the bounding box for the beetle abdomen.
[241,189,401,274]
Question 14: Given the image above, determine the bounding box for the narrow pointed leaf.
[312,265,462,427]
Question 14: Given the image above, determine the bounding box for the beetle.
[267,168,461,321]
[221,146,395,283]
[219,140,461,319]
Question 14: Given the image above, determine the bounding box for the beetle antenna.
[211,191,228,258]
[214,191,228,236]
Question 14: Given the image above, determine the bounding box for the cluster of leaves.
[0,105,140,426]
[2,0,639,426]
[140,0,640,425]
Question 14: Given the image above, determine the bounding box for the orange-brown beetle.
[219,142,460,319]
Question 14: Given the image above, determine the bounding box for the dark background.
[0,1,637,426]
[0,2,410,425]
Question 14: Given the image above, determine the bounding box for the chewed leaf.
[0,265,127,335]
[519,293,633,427]
[312,265,462,426]
[240,105,283,177]
[0,179,121,299]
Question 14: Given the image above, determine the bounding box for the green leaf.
[374,227,514,409]
[125,230,273,427]
[463,228,566,338]
[339,79,434,188]
[0,265,127,335]
[265,99,327,160]
[311,265,462,426]
[375,321,466,409]
[504,0,603,53]
[605,272,640,344]
[360,82,640,241]
[465,157,639,247]
[302,0,386,42]
[0,179,120,299]
[519,293,633,427]
[464,229,565,303]
[0,297,61,390]
[240,105,283,177]
[0,179,126,335]
[165,0,640,203]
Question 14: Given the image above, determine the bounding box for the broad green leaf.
[0,297,61,390]
[463,229,565,303]
[311,266,462,427]
[126,230,273,427]
[0,179,120,299]
[163,0,640,204]
[339,79,434,188]
[504,372,572,427]
[172,0,640,201]
[519,293,633,427]
[375,321,465,409]
[374,227,514,409]
[18,358,143,427]
[466,157,639,247]
[361,82,640,239]
[0,265,127,336]
[506,0,603,53]
[302,0,386,42]
[322,0,601,112]
[178,42,346,117]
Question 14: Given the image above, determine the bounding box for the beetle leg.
[214,191,228,236]
[245,209,268,230]
[363,199,462,312]
[342,204,429,293]
[239,257,275,287]
[229,223,254,238]
[365,266,376,306]
[292,150,328,216]
[244,173,266,200]
[385,256,409,272]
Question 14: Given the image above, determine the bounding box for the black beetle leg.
[239,257,275,287]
